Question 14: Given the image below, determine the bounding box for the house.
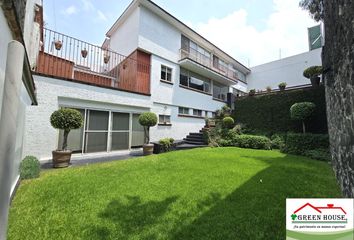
[23,0,250,161]
[0,0,39,238]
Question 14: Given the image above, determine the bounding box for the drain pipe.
[0,40,25,240]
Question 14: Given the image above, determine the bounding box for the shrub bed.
[219,134,272,150]
[281,133,329,155]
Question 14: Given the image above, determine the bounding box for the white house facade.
[23,0,250,161]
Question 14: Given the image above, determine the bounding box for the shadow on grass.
[88,195,178,240]
[170,156,340,240]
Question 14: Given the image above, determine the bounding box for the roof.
[105,0,250,74]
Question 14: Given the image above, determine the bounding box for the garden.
[8,148,340,240]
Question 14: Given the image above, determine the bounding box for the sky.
[43,0,318,67]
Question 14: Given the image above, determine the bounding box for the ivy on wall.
[233,86,328,134]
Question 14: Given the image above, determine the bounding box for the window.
[179,68,211,93]
[161,65,172,82]
[178,107,189,115]
[159,115,171,124]
[213,82,229,101]
[193,109,202,117]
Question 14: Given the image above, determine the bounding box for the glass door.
[84,110,109,153]
[111,112,130,151]
[131,114,144,147]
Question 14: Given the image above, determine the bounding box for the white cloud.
[81,0,95,11]
[62,5,77,15]
[97,10,108,21]
[193,0,318,67]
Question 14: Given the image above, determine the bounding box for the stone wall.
[323,0,354,197]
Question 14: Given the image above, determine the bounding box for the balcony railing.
[179,48,239,81]
[35,28,150,95]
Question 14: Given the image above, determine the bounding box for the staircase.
[176,127,209,150]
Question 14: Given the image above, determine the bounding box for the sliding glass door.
[131,114,144,147]
[111,112,130,151]
[84,110,109,153]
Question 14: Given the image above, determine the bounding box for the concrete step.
[183,139,207,145]
[190,132,203,136]
[185,135,204,140]
[176,144,208,150]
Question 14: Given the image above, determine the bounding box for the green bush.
[159,138,174,152]
[271,134,285,149]
[304,148,331,161]
[233,86,327,134]
[20,156,40,180]
[290,102,316,121]
[281,133,329,155]
[223,134,271,150]
[50,108,83,150]
[223,117,234,129]
[278,82,287,89]
[249,89,256,96]
[303,66,322,79]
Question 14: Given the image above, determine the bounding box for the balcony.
[35,28,151,95]
[179,48,239,85]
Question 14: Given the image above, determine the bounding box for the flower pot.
[104,55,110,64]
[279,86,286,91]
[81,49,88,58]
[52,150,72,168]
[143,143,154,156]
[54,40,62,50]
[310,76,320,87]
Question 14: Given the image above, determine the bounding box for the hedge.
[219,134,271,150]
[233,86,327,134]
[281,133,329,155]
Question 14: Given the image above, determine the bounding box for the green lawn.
[8,148,341,240]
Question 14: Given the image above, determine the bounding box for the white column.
[0,41,25,240]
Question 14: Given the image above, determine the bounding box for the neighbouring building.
[23,0,250,161]
[0,0,39,238]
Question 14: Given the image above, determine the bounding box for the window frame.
[179,68,211,94]
[193,109,203,117]
[178,107,189,115]
[160,65,173,83]
[158,114,171,125]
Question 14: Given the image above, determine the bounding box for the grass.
[8,148,341,240]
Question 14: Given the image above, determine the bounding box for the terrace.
[35,28,151,95]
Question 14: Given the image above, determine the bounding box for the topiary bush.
[303,66,323,79]
[281,133,329,155]
[223,117,234,129]
[278,82,287,90]
[50,108,83,150]
[138,112,158,144]
[20,156,40,179]
[290,102,316,133]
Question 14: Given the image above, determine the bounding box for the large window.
[161,65,172,82]
[180,68,210,93]
[213,82,229,101]
[57,108,146,153]
[178,107,189,115]
[181,35,211,66]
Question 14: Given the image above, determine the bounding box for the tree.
[299,0,323,21]
[138,112,157,144]
[290,102,316,133]
[301,0,354,197]
[50,108,83,150]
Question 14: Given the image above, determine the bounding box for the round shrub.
[138,112,158,127]
[303,66,322,78]
[20,156,40,179]
[223,117,234,129]
[50,108,83,130]
[290,102,316,121]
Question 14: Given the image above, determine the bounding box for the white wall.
[109,6,140,57]
[246,48,322,91]
[138,6,181,63]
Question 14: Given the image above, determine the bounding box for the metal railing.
[180,48,239,81]
[35,28,150,94]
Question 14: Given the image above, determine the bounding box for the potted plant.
[266,86,272,93]
[249,89,256,96]
[278,82,287,91]
[138,112,158,155]
[54,40,62,50]
[303,66,323,87]
[50,108,83,168]
[103,53,110,64]
[81,48,88,58]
